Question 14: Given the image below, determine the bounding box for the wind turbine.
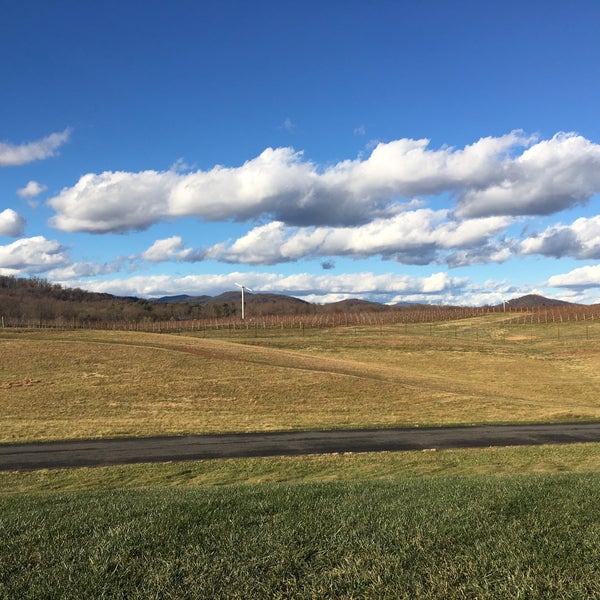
[234,282,253,319]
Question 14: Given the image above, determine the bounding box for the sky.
[2,0,600,306]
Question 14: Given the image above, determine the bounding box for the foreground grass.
[1,472,599,598]
[2,318,600,442]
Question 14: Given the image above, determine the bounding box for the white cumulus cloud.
[42,130,600,285]
[0,209,26,237]
[49,170,179,233]
[0,129,71,166]
[46,261,123,280]
[17,180,48,198]
[208,211,513,266]
[547,265,600,289]
[141,236,205,262]
[44,131,559,234]
[0,236,69,274]
[456,133,600,218]
[521,215,600,259]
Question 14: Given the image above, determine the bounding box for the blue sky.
[3,0,600,305]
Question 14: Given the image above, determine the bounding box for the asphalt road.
[2,422,600,471]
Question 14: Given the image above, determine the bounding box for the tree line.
[0,275,396,324]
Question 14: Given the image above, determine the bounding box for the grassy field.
[2,317,600,598]
[2,316,600,442]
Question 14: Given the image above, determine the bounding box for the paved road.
[2,422,600,471]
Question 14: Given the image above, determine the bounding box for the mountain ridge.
[0,275,589,323]
[499,294,577,308]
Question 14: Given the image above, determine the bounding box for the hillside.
[325,298,390,312]
[153,294,212,304]
[0,276,316,321]
[155,291,311,316]
[502,294,578,308]
[0,275,143,322]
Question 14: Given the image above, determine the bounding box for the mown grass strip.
[2,443,599,495]
[1,472,599,599]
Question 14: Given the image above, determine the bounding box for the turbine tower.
[234,283,253,319]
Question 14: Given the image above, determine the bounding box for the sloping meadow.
[2,322,600,442]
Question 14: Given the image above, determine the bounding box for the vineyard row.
[4,304,600,332]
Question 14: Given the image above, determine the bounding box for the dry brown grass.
[2,321,600,442]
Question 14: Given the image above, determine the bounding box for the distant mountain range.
[498,294,577,308]
[0,275,590,324]
[154,291,580,310]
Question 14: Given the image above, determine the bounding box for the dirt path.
[2,422,600,471]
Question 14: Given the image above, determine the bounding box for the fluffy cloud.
[521,215,600,259]
[141,236,205,262]
[167,148,324,225]
[0,209,26,237]
[17,180,48,198]
[0,129,71,166]
[55,267,583,306]
[0,236,69,274]
[48,131,593,234]
[49,170,178,233]
[59,270,466,302]
[46,261,123,280]
[547,265,600,289]
[456,133,600,218]
[133,210,512,268]
[207,211,513,266]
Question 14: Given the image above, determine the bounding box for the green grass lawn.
[1,444,600,598]
[2,472,599,599]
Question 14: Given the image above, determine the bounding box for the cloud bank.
[47,131,600,235]
[203,212,513,266]
[55,270,466,303]
[4,129,597,305]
